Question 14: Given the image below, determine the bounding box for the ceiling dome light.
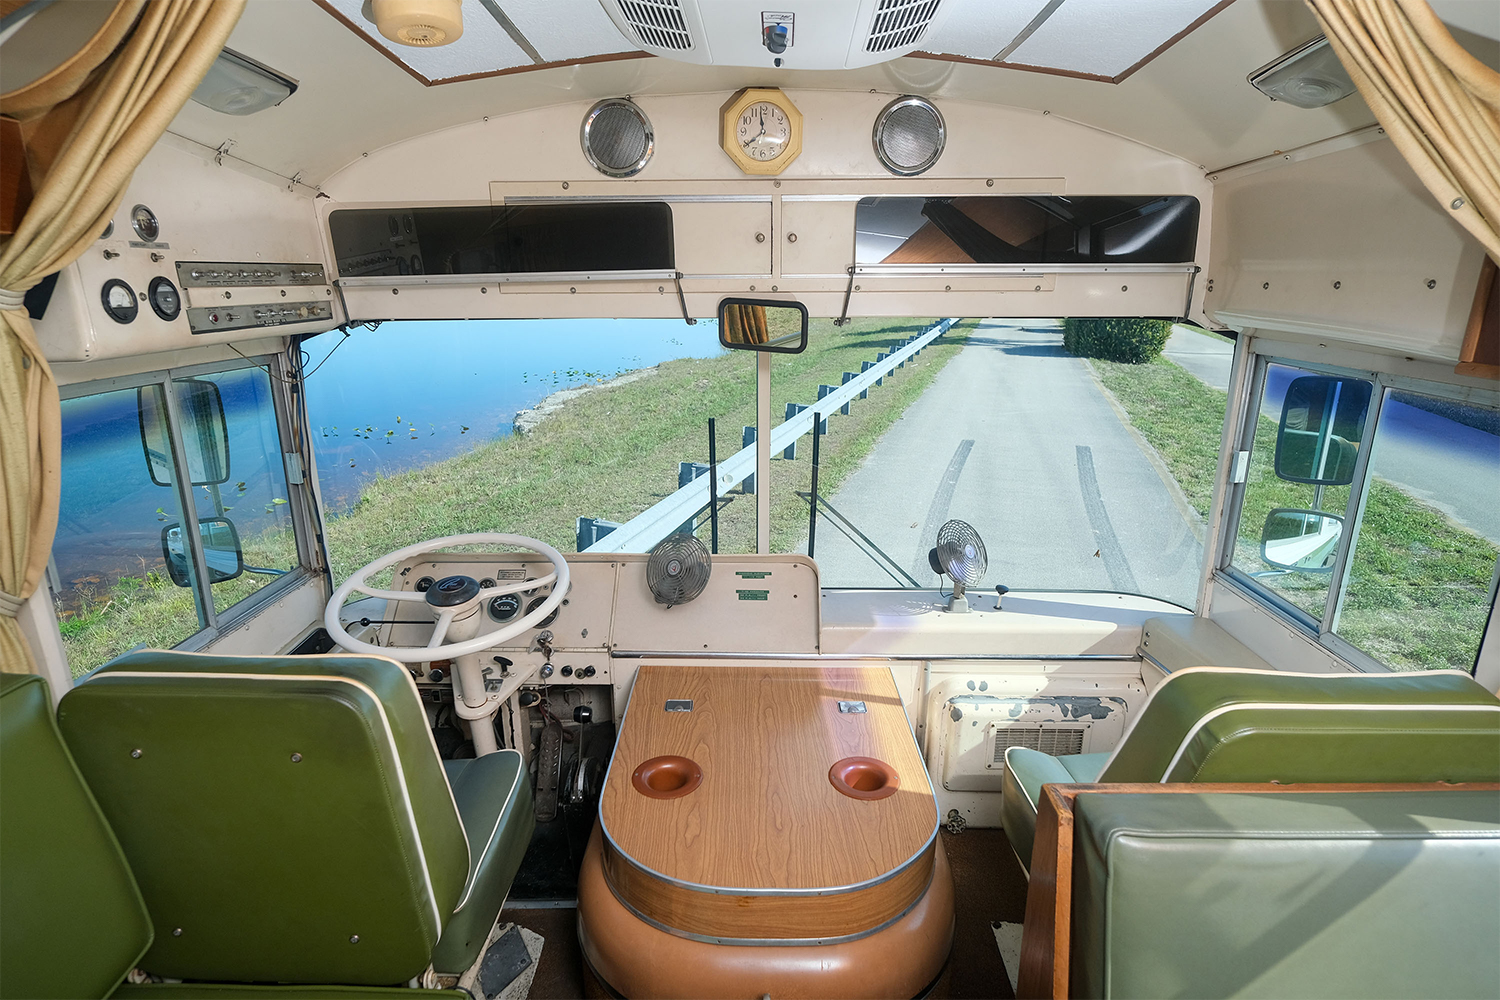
[190,48,297,116]
[1249,36,1356,109]
[371,0,463,47]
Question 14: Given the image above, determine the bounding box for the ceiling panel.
[503,0,638,63]
[1005,0,1224,80]
[920,0,1054,62]
[322,0,533,81]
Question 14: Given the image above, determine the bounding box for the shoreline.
[512,365,660,435]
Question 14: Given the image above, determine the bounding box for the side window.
[1230,364,1370,621]
[1333,389,1499,671]
[54,386,205,674]
[53,363,302,675]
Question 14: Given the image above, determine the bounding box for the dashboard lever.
[994,585,1010,610]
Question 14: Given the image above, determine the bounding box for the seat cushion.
[431,750,535,974]
[1098,667,1500,784]
[57,651,470,986]
[1070,790,1500,999]
[999,748,1107,872]
[1,673,153,1000]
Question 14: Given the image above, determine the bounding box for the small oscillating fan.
[647,534,712,608]
[927,519,987,613]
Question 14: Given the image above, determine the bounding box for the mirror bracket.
[835,265,855,327]
[673,272,697,326]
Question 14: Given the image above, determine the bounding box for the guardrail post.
[576,517,620,551]
[840,373,858,414]
[677,462,708,535]
[859,361,874,397]
[783,403,807,459]
[741,426,756,493]
[816,387,835,428]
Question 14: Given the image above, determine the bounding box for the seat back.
[1098,668,1500,784]
[0,673,152,1000]
[1069,789,1500,998]
[56,651,470,986]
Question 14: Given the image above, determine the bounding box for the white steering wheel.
[324,533,571,663]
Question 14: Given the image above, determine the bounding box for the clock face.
[737,101,792,162]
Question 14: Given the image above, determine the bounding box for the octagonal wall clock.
[719,88,803,176]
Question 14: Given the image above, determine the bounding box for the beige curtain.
[0,0,245,674]
[1307,0,1500,258]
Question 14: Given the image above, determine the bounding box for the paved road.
[805,320,1203,607]
[1164,326,1234,391]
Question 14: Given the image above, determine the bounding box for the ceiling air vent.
[865,0,942,53]
[615,0,694,51]
[992,726,1087,762]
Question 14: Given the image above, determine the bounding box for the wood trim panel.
[1016,781,1500,1000]
[0,115,32,236]
[310,0,648,89]
[601,836,935,940]
[1458,255,1498,379]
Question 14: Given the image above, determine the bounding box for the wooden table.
[598,664,940,942]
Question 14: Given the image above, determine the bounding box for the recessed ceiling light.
[1248,35,1357,110]
[190,47,297,116]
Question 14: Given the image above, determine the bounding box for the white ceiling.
[166,0,1388,188]
[327,0,1230,83]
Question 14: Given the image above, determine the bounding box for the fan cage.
[646,534,712,607]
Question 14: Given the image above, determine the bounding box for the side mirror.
[139,379,230,487]
[161,517,244,587]
[716,298,808,354]
[1260,508,1343,573]
[1274,376,1371,485]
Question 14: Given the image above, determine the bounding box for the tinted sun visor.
[854,196,1199,266]
[328,203,675,279]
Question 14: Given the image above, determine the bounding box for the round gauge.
[148,277,181,321]
[737,101,792,162]
[100,221,114,240]
[488,594,521,622]
[130,204,159,243]
[525,595,560,629]
[480,578,497,589]
[100,279,138,323]
[415,576,435,592]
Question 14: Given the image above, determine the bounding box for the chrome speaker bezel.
[872,95,946,177]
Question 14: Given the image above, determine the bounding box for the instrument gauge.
[526,595,560,629]
[130,204,159,242]
[100,279,138,323]
[148,277,181,321]
[489,594,522,622]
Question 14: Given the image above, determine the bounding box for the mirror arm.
[835,265,855,327]
[673,271,697,326]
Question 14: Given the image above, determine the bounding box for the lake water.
[302,319,723,510]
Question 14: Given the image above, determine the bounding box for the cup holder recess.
[829,756,900,800]
[632,755,703,799]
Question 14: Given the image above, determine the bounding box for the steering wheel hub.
[426,574,481,607]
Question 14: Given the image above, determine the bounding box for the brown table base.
[578,825,955,999]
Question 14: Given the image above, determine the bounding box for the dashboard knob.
[560,665,573,677]
[428,668,445,683]
[539,664,554,679]
[573,705,593,724]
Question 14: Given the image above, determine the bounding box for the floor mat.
[457,921,544,1000]
[993,921,1024,995]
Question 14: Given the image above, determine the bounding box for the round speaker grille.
[582,99,654,178]
[873,96,945,176]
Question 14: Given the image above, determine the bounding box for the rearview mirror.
[161,517,244,587]
[717,298,808,354]
[139,379,230,487]
[1274,376,1371,485]
[1261,508,1343,573]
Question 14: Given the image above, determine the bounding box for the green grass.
[1091,354,1496,672]
[323,317,975,582]
[57,318,973,674]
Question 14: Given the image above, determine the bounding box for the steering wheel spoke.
[426,609,456,649]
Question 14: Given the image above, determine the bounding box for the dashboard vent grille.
[993,726,1086,762]
[616,0,693,51]
[866,0,942,53]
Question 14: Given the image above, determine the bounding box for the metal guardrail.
[582,317,957,553]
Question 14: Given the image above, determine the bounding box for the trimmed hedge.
[1062,318,1172,364]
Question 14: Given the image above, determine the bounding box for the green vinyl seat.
[1068,789,1500,998]
[0,673,152,1000]
[1000,667,1500,871]
[55,650,535,987]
